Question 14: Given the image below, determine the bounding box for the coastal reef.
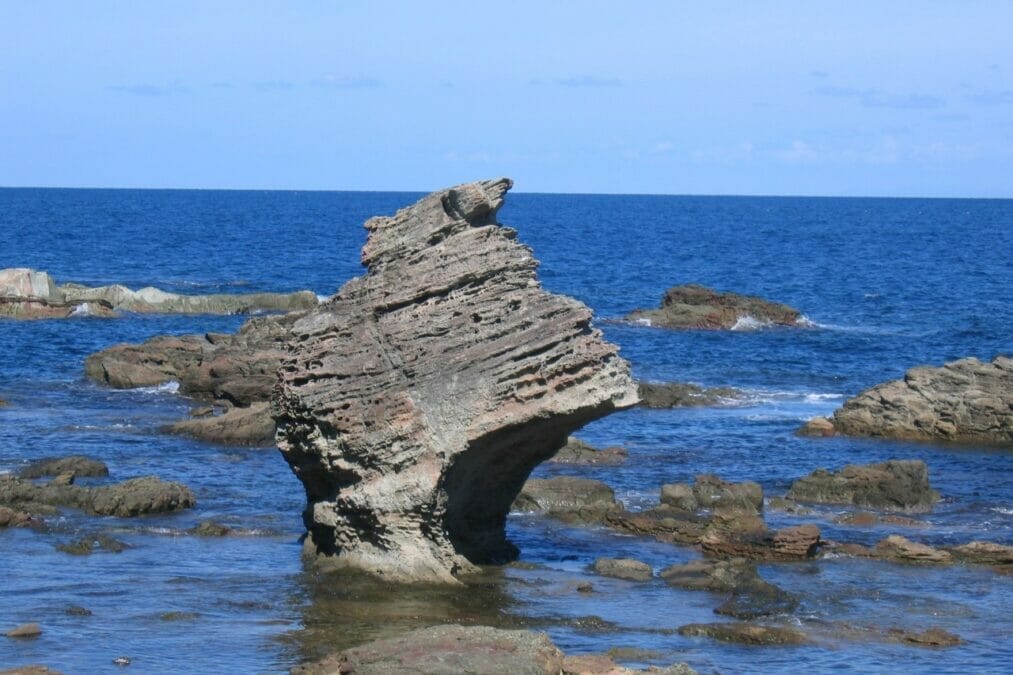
[800,355,1012,444]
[0,267,317,319]
[272,178,639,583]
[625,284,804,330]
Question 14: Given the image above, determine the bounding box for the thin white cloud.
[106,82,189,96]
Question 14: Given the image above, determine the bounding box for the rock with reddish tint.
[786,460,939,513]
[549,437,628,465]
[823,356,1013,445]
[874,535,952,565]
[625,284,804,330]
[700,524,821,561]
[291,624,564,675]
[273,179,638,583]
[591,557,653,581]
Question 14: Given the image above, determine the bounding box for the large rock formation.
[272,178,638,583]
[625,284,804,330]
[801,356,1012,445]
[1,268,317,319]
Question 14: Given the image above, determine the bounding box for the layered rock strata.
[799,356,1012,444]
[625,284,804,330]
[1,268,317,319]
[272,179,638,583]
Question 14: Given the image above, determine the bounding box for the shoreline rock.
[1,267,318,319]
[625,284,804,330]
[163,402,275,446]
[786,460,938,513]
[799,356,1012,445]
[677,622,808,646]
[273,179,638,583]
[1,474,195,517]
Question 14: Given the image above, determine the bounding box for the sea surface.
[1,187,1011,673]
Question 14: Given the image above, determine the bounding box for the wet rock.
[576,582,594,593]
[19,455,109,479]
[549,437,628,465]
[0,505,33,528]
[158,611,201,621]
[292,624,565,675]
[165,402,275,446]
[57,534,128,555]
[86,312,303,402]
[677,622,808,646]
[796,416,836,437]
[1,267,317,320]
[765,497,812,515]
[273,179,638,583]
[604,506,709,545]
[946,540,1013,569]
[888,627,962,647]
[660,558,798,619]
[65,605,92,616]
[822,355,1013,445]
[700,524,821,561]
[625,284,804,330]
[637,381,743,408]
[786,460,939,513]
[0,398,9,407]
[515,477,623,525]
[874,535,952,565]
[5,623,42,639]
[661,474,763,514]
[190,520,232,537]
[1,474,195,517]
[833,511,929,528]
[591,557,653,581]
[0,667,60,675]
[189,405,214,417]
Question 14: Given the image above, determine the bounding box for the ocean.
[1,187,1011,673]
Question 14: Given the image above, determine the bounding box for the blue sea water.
[1,187,1011,673]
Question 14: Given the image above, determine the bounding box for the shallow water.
[1,188,1011,673]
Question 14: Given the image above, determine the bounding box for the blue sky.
[2,1,1011,197]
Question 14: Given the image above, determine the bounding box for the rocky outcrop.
[660,558,798,619]
[802,356,1013,444]
[1,268,317,319]
[625,284,804,330]
[0,474,194,517]
[591,557,653,581]
[272,179,638,583]
[292,625,565,675]
[514,477,623,525]
[163,402,275,446]
[0,506,34,528]
[786,460,938,513]
[874,535,953,565]
[638,381,743,408]
[548,437,628,465]
[19,456,109,479]
[678,622,808,646]
[660,474,763,514]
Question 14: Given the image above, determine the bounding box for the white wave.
[804,393,844,403]
[316,294,332,303]
[730,314,770,331]
[736,388,844,405]
[795,314,818,328]
[69,302,92,316]
[990,506,1013,516]
[632,318,652,327]
[133,380,180,395]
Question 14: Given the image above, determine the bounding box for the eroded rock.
[164,402,275,446]
[625,284,804,330]
[549,437,628,465]
[661,474,763,514]
[677,622,808,646]
[786,460,938,513]
[19,456,109,479]
[874,535,952,565]
[817,356,1013,445]
[272,179,638,583]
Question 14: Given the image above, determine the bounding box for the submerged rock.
[677,622,808,646]
[887,627,962,647]
[0,267,317,319]
[808,356,1013,445]
[164,402,275,446]
[292,624,565,675]
[0,474,195,517]
[548,437,628,465]
[625,284,804,330]
[660,558,798,619]
[19,456,109,479]
[57,533,128,555]
[947,540,1013,569]
[591,557,653,581]
[786,460,938,513]
[273,179,638,583]
[514,477,623,525]
[637,381,743,408]
[190,520,233,537]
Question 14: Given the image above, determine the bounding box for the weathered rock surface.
[677,622,808,646]
[549,437,628,465]
[604,506,710,545]
[591,557,653,581]
[0,474,194,517]
[272,179,638,583]
[786,460,938,513]
[19,456,109,479]
[888,627,962,647]
[661,474,763,514]
[637,381,743,408]
[514,477,623,525]
[874,535,953,565]
[796,416,836,437]
[947,540,1013,569]
[808,356,1013,444]
[292,625,565,675]
[625,284,804,330]
[660,558,798,619]
[832,511,928,528]
[0,505,34,528]
[1,267,317,319]
[700,524,822,562]
[164,402,275,446]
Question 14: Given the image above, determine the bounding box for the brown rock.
[514,477,623,525]
[637,381,742,408]
[19,455,109,479]
[273,179,638,583]
[700,524,820,561]
[874,535,952,564]
[1,474,194,517]
[826,355,1013,445]
[796,416,836,437]
[786,460,939,513]
[888,627,962,647]
[5,623,42,639]
[947,540,1013,568]
[661,474,763,514]
[0,667,61,675]
[604,506,709,545]
[165,402,275,446]
[833,511,929,528]
[591,557,653,581]
[625,284,804,330]
[0,505,33,528]
[677,622,808,646]
[549,437,628,465]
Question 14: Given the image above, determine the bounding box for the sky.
[1,1,1012,197]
